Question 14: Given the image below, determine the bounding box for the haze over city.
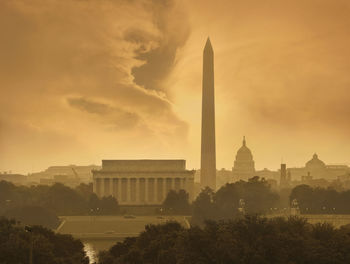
[1,0,350,174]
[3,1,350,264]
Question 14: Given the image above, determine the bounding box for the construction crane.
[71,167,80,180]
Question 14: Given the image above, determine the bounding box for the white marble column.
[171,177,175,191]
[135,178,140,204]
[104,178,109,196]
[149,178,154,204]
[100,178,105,197]
[158,178,163,203]
[183,178,187,191]
[118,178,122,202]
[162,178,167,201]
[127,178,131,203]
[156,178,160,202]
[145,178,149,204]
[109,178,113,197]
[112,178,116,198]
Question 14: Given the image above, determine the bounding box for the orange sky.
[1,0,350,174]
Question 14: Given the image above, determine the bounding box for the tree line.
[162,177,279,225]
[290,184,350,214]
[98,215,350,264]
[0,181,119,228]
[3,177,350,229]
[163,177,350,224]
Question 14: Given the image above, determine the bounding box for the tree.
[42,183,88,215]
[192,177,279,225]
[99,216,350,264]
[75,183,93,201]
[0,180,121,218]
[4,205,60,229]
[290,185,350,214]
[0,217,89,264]
[98,222,183,264]
[162,189,191,215]
[100,196,119,215]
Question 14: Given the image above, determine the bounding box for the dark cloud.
[67,97,113,115]
[131,1,190,92]
[67,96,141,130]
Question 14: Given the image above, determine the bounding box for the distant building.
[288,153,349,181]
[28,165,100,185]
[280,164,288,188]
[255,168,279,182]
[0,173,27,185]
[92,160,195,205]
[232,137,255,181]
[305,153,327,178]
[300,171,331,188]
[199,142,350,191]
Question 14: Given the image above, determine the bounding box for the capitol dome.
[236,137,254,161]
[232,137,255,181]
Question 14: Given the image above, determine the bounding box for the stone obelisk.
[200,37,216,190]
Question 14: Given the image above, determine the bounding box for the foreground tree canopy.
[0,217,89,264]
[99,215,350,264]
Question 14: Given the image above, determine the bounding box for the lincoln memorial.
[92,160,195,205]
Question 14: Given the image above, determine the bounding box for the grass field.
[57,215,190,239]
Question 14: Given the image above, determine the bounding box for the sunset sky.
[1,0,350,174]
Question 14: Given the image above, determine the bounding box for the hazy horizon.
[1,0,350,174]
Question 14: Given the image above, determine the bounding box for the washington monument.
[200,38,216,190]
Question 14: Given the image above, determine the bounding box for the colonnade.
[93,177,192,205]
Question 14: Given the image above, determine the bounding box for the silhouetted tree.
[192,177,279,225]
[100,196,119,215]
[75,183,93,200]
[192,187,216,225]
[0,217,89,264]
[162,189,191,214]
[290,185,350,214]
[99,215,350,264]
[0,180,120,218]
[4,205,59,229]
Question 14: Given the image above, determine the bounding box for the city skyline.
[1,0,350,174]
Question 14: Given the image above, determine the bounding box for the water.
[83,238,124,264]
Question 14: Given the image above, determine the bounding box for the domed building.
[232,137,255,181]
[305,153,327,178]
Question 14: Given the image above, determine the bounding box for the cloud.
[131,1,191,92]
[67,96,141,130]
[0,0,191,172]
[67,97,114,115]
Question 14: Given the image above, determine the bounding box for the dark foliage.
[162,189,191,215]
[291,184,350,214]
[4,205,60,229]
[0,217,89,264]
[192,177,279,225]
[0,181,119,217]
[99,216,350,264]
